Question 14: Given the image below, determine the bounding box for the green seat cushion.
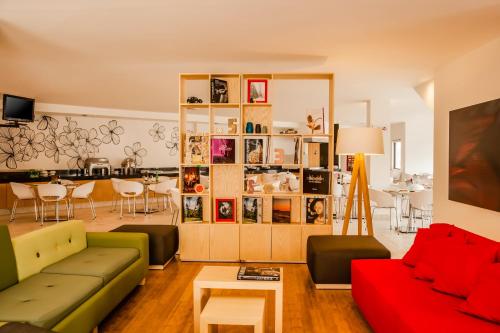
[41,247,139,284]
[0,273,102,329]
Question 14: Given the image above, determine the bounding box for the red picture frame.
[215,198,236,222]
[247,79,268,103]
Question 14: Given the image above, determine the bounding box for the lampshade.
[336,127,384,155]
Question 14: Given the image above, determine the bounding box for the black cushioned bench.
[307,235,390,289]
[111,224,179,269]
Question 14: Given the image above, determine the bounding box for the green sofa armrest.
[86,232,149,275]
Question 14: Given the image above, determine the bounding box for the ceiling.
[1,0,499,118]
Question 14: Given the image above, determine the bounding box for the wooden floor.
[100,261,372,333]
[1,204,416,333]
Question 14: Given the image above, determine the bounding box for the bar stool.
[9,182,38,222]
[37,184,69,225]
[200,296,265,333]
[118,181,145,218]
[70,181,96,219]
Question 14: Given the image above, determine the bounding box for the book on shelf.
[305,197,327,224]
[211,78,228,103]
[237,266,280,281]
[303,168,331,194]
[243,196,262,223]
[185,135,209,164]
[211,138,236,163]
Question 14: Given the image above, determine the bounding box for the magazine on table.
[237,266,280,281]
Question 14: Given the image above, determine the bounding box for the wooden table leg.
[275,286,283,333]
[193,285,211,333]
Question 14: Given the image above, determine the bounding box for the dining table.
[383,184,430,233]
[135,178,160,214]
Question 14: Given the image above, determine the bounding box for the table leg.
[275,287,283,333]
[193,286,211,333]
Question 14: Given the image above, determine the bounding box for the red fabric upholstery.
[352,259,500,333]
[402,228,430,267]
[413,236,464,281]
[459,263,500,324]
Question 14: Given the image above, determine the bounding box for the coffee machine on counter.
[84,158,111,176]
[121,158,136,175]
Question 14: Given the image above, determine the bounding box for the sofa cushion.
[433,241,497,298]
[42,247,139,284]
[413,236,464,281]
[402,228,430,267]
[0,225,17,292]
[0,273,102,329]
[459,263,500,324]
[351,259,500,333]
[12,221,87,281]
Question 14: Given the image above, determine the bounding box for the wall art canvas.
[449,98,500,212]
[272,197,291,223]
[211,138,236,164]
[182,167,200,193]
[183,196,203,222]
[215,198,236,222]
[305,197,327,224]
[243,196,262,223]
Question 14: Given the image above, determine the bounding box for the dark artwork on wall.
[449,98,500,212]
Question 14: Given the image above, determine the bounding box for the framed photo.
[211,138,236,164]
[183,167,200,193]
[305,197,327,224]
[244,138,264,164]
[247,79,268,103]
[183,196,203,222]
[243,197,262,223]
[211,78,228,103]
[272,197,291,223]
[215,198,236,222]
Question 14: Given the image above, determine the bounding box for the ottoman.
[307,235,390,289]
[112,224,179,269]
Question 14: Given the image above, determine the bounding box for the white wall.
[434,38,500,240]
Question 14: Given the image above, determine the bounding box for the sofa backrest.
[12,220,87,281]
[0,225,18,291]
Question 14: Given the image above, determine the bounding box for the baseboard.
[315,283,351,290]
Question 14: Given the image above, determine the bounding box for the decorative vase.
[255,124,261,133]
[246,122,254,133]
[262,126,268,134]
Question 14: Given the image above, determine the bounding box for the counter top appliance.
[85,157,111,176]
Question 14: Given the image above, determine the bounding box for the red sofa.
[352,224,499,333]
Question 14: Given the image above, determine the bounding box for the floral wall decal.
[149,123,166,142]
[124,142,147,166]
[100,120,124,145]
[0,114,178,170]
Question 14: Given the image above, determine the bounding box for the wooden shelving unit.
[178,73,335,262]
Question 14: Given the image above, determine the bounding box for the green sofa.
[0,221,149,333]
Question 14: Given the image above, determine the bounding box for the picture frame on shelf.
[185,134,209,164]
[215,198,236,222]
[211,78,228,103]
[272,197,292,223]
[183,196,203,222]
[305,197,327,224]
[303,168,331,194]
[247,79,268,103]
[243,196,262,223]
[244,137,269,164]
[183,167,200,193]
[211,138,236,164]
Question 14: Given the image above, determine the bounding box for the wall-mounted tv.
[2,94,35,123]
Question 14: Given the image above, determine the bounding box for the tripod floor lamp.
[336,127,384,235]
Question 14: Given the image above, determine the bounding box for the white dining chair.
[118,181,145,218]
[169,188,181,225]
[343,182,358,219]
[408,190,433,228]
[110,178,123,211]
[369,188,399,231]
[71,181,96,220]
[9,182,38,222]
[333,183,344,223]
[149,178,178,211]
[37,184,69,225]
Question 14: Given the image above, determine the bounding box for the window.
[392,140,401,170]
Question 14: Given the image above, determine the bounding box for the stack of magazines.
[237,266,280,281]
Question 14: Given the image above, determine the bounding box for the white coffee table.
[193,266,283,333]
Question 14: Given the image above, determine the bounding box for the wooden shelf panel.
[242,103,272,107]
[210,103,240,108]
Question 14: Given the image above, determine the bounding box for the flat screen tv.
[2,94,35,122]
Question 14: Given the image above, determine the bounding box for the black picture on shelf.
[306,197,327,224]
[303,169,330,194]
[272,197,291,223]
[243,197,262,223]
[211,79,228,103]
[245,138,264,164]
[183,196,203,222]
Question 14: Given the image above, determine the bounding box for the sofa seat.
[351,259,499,333]
[42,247,139,284]
[0,273,102,329]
